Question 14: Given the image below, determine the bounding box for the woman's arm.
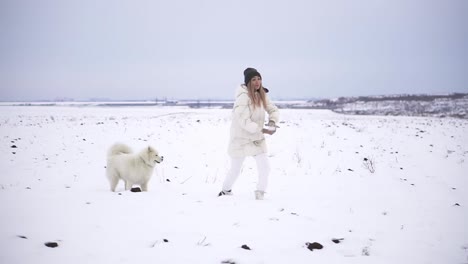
[233,93,260,134]
[265,96,279,125]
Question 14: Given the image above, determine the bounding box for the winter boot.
[254,190,265,200]
[218,190,232,197]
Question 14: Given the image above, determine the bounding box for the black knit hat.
[244,67,262,85]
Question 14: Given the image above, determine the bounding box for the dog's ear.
[147,146,156,155]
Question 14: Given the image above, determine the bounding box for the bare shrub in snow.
[362,246,370,256]
[356,126,366,133]
[197,236,210,246]
[293,147,302,167]
[362,157,376,173]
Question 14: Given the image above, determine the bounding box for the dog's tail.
[108,143,133,156]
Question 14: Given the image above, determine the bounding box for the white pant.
[222,153,270,192]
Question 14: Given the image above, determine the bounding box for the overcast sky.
[1,0,467,101]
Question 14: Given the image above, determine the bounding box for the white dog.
[106,143,163,192]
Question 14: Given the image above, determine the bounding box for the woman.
[219,67,279,200]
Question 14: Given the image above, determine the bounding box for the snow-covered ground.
[0,106,467,264]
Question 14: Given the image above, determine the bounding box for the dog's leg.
[110,178,119,192]
[141,182,148,192]
[125,180,132,191]
[107,171,119,192]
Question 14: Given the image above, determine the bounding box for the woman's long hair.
[247,82,268,109]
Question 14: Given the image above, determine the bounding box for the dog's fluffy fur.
[106,143,163,192]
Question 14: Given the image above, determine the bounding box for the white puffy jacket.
[228,85,279,157]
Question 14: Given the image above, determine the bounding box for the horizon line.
[1,92,467,103]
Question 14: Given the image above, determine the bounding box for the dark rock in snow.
[454,203,461,206]
[131,187,142,192]
[163,239,169,242]
[306,242,323,251]
[332,238,344,244]
[241,244,251,250]
[18,235,28,239]
[221,259,236,264]
[348,168,354,172]
[11,145,17,148]
[166,179,171,182]
[45,242,59,248]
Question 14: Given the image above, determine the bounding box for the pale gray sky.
[1,0,467,101]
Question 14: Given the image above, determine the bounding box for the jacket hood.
[235,85,249,98]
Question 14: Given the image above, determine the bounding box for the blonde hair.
[247,82,268,109]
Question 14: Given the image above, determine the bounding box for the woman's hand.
[262,126,276,135]
[263,120,278,135]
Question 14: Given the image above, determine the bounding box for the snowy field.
[0,106,467,264]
